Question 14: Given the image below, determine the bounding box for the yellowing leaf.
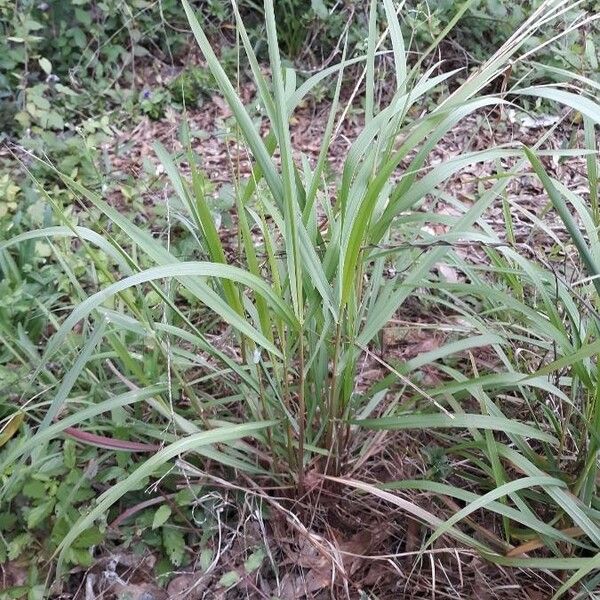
[0,412,24,448]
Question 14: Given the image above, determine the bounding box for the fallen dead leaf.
[1,561,27,590]
[407,336,442,357]
[111,581,168,600]
[212,95,232,118]
[277,525,390,599]
[167,573,207,599]
[404,518,421,554]
[436,263,460,283]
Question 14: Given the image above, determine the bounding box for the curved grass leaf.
[1,226,133,274]
[524,146,600,295]
[357,413,556,444]
[383,479,586,548]
[326,475,492,552]
[55,421,275,574]
[45,262,297,361]
[0,384,168,470]
[426,476,566,548]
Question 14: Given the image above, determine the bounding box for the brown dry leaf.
[526,589,547,600]
[421,369,444,387]
[278,564,332,600]
[278,533,336,598]
[382,326,407,347]
[337,529,382,576]
[436,263,459,283]
[212,95,232,118]
[279,537,328,571]
[111,581,168,600]
[1,561,27,589]
[471,564,492,600]
[408,336,442,357]
[278,573,307,599]
[167,573,207,599]
[278,526,390,599]
[404,518,421,554]
[361,562,390,588]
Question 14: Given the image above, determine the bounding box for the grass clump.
[2,0,600,597]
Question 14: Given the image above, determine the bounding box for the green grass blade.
[44,262,296,362]
[426,476,566,548]
[357,414,556,443]
[327,476,492,552]
[2,384,167,469]
[0,227,133,275]
[365,0,377,123]
[181,0,282,201]
[38,318,106,431]
[382,0,406,94]
[264,0,302,317]
[584,117,599,225]
[552,551,600,599]
[404,334,505,372]
[384,480,584,547]
[515,86,600,125]
[524,146,600,296]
